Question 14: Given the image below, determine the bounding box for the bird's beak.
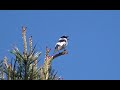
[67,36,69,40]
[66,36,69,38]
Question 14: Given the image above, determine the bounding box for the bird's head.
[61,35,69,40]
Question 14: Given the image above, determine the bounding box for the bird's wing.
[55,44,60,49]
[58,39,66,42]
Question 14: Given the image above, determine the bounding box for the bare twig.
[53,50,68,60]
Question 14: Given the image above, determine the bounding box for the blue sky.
[0,10,120,80]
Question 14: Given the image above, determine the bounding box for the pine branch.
[22,26,27,60]
[0,26,68,80]
[42,47,68,80]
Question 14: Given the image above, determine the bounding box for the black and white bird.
[54,35,69,53]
